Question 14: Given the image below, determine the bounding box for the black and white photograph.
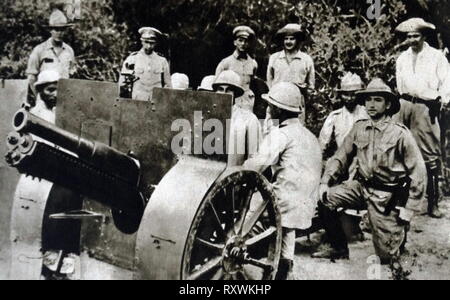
[0,0,449,282]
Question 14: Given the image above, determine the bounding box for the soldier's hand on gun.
[396,207,414,223]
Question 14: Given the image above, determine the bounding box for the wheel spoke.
[245,226,277,247]
[195,238,225,251]
[235,187,256,235]
[241,199,269,238]
[244,257,274,272]
[207,201,226,237]
[187,256,222,280]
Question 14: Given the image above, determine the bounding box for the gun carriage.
[4,79,282,280]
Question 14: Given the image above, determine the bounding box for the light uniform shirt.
[26,38,75,79]
[319,105,368,151]
[267,50,315,89]
[244,118,322,229]
[216,50,258,90]
[228,104,262,167]
[397,42,450,104]
[30,98,55,124]
[120,49,172,101]
[322,118,427,212]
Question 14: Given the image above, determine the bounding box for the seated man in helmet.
[243,82,322,280]
[312,79,427,264]
[27,70,61,124]
[212,70,262,167]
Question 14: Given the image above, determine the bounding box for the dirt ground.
[1,199,449,280]
[294,198,450,280]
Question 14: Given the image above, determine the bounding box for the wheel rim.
[181,169,282,280]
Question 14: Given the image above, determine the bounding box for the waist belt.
[401,94,441,124]
[354,172,407,193]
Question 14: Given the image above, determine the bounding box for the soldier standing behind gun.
[212,70,262,167]
[311,79,427,264]
[216,26,258,110]
[26,9,76,105]
[267,24,315,124]
[395,18,450,218]
[119,27,172,100]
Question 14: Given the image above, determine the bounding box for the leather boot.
[427,166,443,219]
[312,203,350,260]
[275,259,293,280]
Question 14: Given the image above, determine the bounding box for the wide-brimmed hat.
[139,27,163,42]
[34,70,61,89]
[395,18,436,33]
[336,73,364,92]
[275,24,305,41]
[356,78,400,115]
[47,9,73,28]
[262,82,303,113]
[212,71,245,98]
[233,26,255,40]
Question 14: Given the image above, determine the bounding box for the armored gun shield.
[6,79,282,280]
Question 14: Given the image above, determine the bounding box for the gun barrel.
[13,109,140,186]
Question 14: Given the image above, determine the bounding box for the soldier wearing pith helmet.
[119,27,172,101]
[244,81,322,280]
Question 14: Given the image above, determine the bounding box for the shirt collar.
[45,38,67,50]
[139,49,157,57]
[233,50,249,60]
[280,118,300,128]
[278,50,303,60]
[406,42,430,56]
[365,117,391,131]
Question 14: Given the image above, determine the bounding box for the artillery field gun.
[3,79,282,280]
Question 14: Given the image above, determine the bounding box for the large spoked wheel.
[181,168,282,280]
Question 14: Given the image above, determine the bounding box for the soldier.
[244,82,322,280]
[197,75,216,92]
[311,79,427,264]
[216,26,258,110]
[212,70,262,167]
[119,27,172,101]
[319,73,368,158]
[267,24,315,90]
[171,73,189,90]
[26,9,75,104]
[29,70,61,124]
[395,18,450,218]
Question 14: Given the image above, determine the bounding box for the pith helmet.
[212,71,245,98]
[336,73,364,92]
[262,82,303,113]
[48,9,73,28]
[395,18,436,33]
[34,70,61,89]
[171,73,190,90]
[356,78,400,115]
[198,75,216,91]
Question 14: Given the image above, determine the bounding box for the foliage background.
[1,0,449,134]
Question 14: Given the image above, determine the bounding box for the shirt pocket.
[376,140,397,168]
[149,66,163,85]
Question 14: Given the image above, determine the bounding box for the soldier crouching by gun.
[311,79,427,265]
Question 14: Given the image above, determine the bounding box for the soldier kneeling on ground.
[312,79,427,264]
